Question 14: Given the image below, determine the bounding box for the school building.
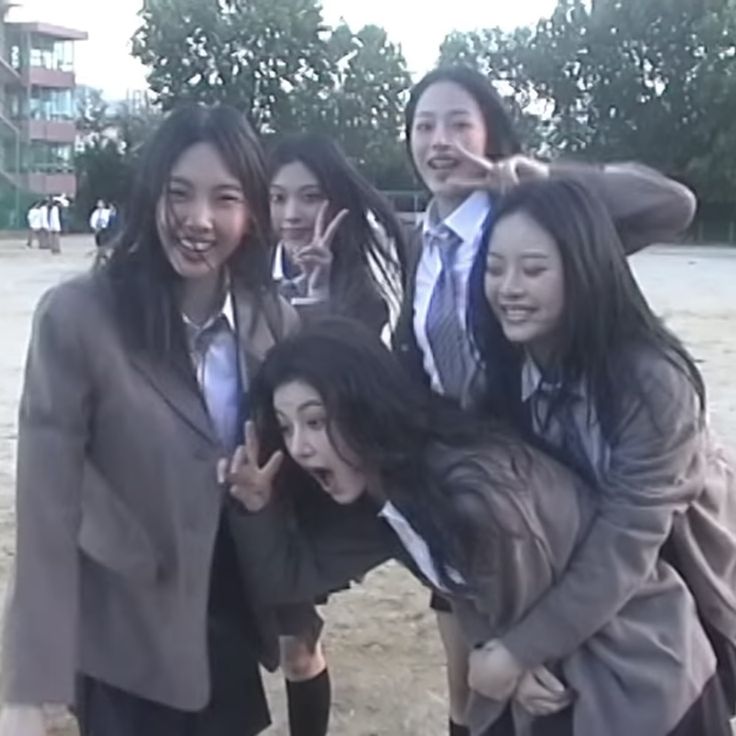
[0,3,86,227]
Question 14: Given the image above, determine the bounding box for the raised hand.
[293,201,349,300]
[446,144,550,195]
[219,421,284,512]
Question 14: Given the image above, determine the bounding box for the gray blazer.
[393,162,697,386]
[230,438,716,736]
[1,271,298,709]
[501,346,736,670]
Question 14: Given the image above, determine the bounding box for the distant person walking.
[25,202,44,249]
[47,198,62,255]
[89,199,111,247]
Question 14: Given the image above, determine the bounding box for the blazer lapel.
[232,284,280,386]
[129,350,215,445]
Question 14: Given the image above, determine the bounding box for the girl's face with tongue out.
[273,379,369,505]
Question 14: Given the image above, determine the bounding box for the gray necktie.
[426,231,473,400]
[190,316,242,452]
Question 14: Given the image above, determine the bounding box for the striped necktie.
[425,230,473,400]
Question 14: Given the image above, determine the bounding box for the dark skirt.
[76,521,271,736]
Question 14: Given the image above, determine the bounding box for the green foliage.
[439,0,736,201]
[132,0,415,188]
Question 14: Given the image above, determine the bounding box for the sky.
[7,0,557,100]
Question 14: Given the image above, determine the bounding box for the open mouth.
[177,238,217,255]
[499,305,536,324]
[428,157,460,171]
[308,467,334,491]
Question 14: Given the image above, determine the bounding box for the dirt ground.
[0,236,734,735]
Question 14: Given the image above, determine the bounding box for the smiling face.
[273,380,369,505]
[409,80,488,204]
[484,211,565,362]
[269,161,326,261]
[157,141,251,280]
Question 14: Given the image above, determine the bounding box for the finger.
[532,666,566,694]
[216,458,229,485]
[452,141,495,172]
[500,159,520,188]
[244,420,260,466]
[321,209,349,250]
[522,697,571,716]
[444,176,498,193]
[229,443,249,478]
[262,450,285,485]
[295,247,332,263]
[314,201,329,239]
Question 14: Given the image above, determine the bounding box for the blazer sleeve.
[1,284,92,704]
[227,496,397,607]
[500,355,704,669]
[550,161,696,255]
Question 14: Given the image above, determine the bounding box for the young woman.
[467,177,736,723]
[0,104,298,736]
[223,317,728,736]
[392,63,698,736]
[269,133,405,338]
[267,132,406,736]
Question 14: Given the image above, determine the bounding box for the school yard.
[0,235,734,734]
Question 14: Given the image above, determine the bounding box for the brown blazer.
[1,270,297,709]
[501,347,736,667]
[229,438,716,736]
[393,162,697,385]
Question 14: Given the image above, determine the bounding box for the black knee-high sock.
[450,720,470,736]
[286,668,331,736]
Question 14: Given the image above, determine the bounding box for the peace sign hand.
[219,421,284,512]
[294,201,349,300]
[446,144,550,195]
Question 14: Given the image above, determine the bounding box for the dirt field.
[0,236,734,735]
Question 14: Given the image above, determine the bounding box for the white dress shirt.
[379,501,464,592]
[183,291,243,452]
[413,191,492,394]
[521,355,610,478]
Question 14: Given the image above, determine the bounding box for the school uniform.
[271,220,396,337]
[503,346,736,717]
[393,162,698,394]
[270,232,401,642]
[391,162,700,614]
[230,439,726,735]
[1,269,298,734]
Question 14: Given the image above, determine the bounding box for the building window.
[26,141,74,173]
[29,87,74,121]
[29,36,74,72]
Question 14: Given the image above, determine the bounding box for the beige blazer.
[1,270,297,709]
[230,437,717,736]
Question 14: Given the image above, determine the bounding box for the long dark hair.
[405,65,522,168]
[251,317,527,593]
[468,178,706,439]
[103,104,274,359]
[268,134,406,329]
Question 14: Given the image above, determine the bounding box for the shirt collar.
[521,354,545,403]
[182,281,236,337]
[272,242,285,281]
[521,353,585,403]
[423,190,492,248]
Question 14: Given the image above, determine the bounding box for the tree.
[132,0,332,132]
[299,23,415,189]
[74,92,163,228]
[132,0,415,188]
[439,0,736,200]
